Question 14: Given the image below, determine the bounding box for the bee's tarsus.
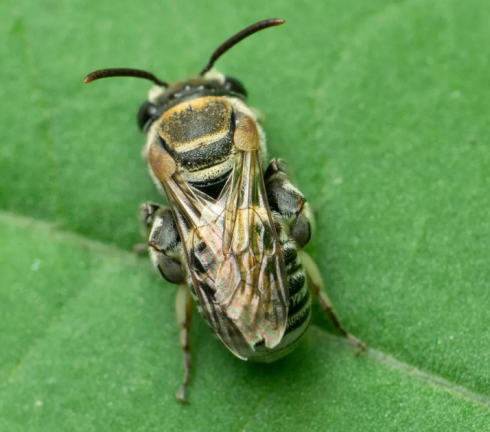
[347,334,367,356]
[355,343,367,357]
[175,386,189,404]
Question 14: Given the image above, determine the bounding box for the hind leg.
[300,251,366,354]
[174,283,194,403]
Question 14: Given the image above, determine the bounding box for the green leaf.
[1,0,489,430]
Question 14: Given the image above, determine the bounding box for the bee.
[84,18,364,402]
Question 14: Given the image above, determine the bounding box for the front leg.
[140,203,186,284]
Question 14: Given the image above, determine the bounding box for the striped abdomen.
[245,237,311,363]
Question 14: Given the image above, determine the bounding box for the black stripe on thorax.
[177,136,234,172]
[160,133,235,172]
[188,169,232,200]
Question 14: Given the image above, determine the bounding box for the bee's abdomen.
[245,240,310,363]
[273,241,311,354]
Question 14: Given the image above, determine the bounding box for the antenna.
[83,68,168,87]
[199,18,285,76]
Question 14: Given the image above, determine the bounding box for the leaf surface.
[1,0,489,430]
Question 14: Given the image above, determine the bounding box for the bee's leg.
[300,251,366,354]
[139,202,166,236]
[139,203,194,400]
[133,202,162,254]
[264,158,312,248]
[264,160,365,353]
[139,202,186,284]
[175,283,194,403]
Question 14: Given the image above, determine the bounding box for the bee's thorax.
[156,97,236,192]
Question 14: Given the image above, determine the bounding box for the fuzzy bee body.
[141,85,313,361]
[85,18,363,402]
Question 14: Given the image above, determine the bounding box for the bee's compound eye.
[224,76,247,97]
[137,101,158,131]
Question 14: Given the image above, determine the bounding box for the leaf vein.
[11,17,63,219]
[1,211,489,409]
[312,327,490,409]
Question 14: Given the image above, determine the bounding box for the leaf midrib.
[2,209,489,410]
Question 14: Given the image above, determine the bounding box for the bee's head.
[136,70,247,131]
[84,18,284,130]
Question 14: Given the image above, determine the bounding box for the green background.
[1,0,489,430]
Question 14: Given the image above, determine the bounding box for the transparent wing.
[218,149,288,348]
[161,149,288,358]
